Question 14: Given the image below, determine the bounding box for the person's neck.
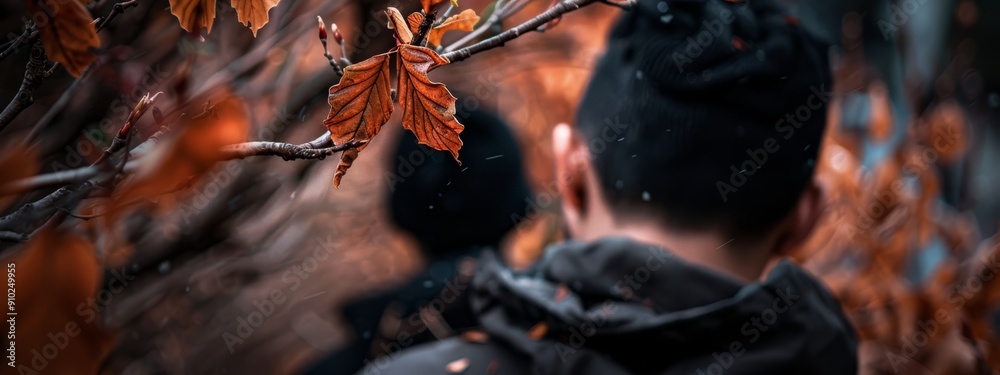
[609,223,773,282]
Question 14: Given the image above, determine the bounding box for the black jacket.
[362,238,858,375]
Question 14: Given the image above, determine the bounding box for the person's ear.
[774,182,825,255]
[553,123,588,237]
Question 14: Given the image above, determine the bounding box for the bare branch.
[0,43,48,133]
[219,139,364,161]
[94,0,139,33]
[441,0,598,63]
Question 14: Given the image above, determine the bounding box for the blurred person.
[365,0,859,374]
[300,105,533,375]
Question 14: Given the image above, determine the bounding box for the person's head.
[388,104,532,258]
[554,0,831,279]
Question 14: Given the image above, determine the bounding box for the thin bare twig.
[0,28,35,62]
[441,0,599,63]
[94,0,139,32]
[0,43,48,133]
[219,138,363,161]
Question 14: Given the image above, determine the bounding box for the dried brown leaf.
[407,12,424,35]
[27,0,99,77]
[421,0,448,13]
[323,53,394,187]
[168,0,217,35]
[396,44,464,160]
[231,0,280,37]
[427,9,480,46]
[4,229,115,373]
[385,7,413,44]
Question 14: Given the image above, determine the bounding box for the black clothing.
[366,238,858,375]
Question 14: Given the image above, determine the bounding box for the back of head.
[388,105,532,257]
[576,0,832,237]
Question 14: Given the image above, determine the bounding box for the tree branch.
[219,138,364,161]
[441,0,599,63]
[0,43,48,133]
[94,0,139,33]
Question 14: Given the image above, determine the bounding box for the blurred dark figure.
[300,105,532,375]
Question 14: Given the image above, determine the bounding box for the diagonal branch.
[0,43,48,133]
[441,0,601,63]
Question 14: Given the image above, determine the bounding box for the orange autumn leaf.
[323,53,394,187]
[26,0,99,77]
[3,229,115,374]
[407,11,425,35]
[385,7,413,44]
[110,91,248,221]
[169,0,217,35]
[420,0,449,13]
[231,0,280,37]
[527,321,548,340]
[427,9,480,46]
[0,145,37,210]
[396,44,464,160]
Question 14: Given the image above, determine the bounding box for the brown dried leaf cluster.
[324,38,467,187]
[26,0,100,77]
[168,0,280,36]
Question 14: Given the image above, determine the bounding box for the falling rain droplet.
[429,205,435,210]
[615,180,624,190]
[660,14,674,24]
[423,280,434,288]
[636,70,644,80]
[642,191,651,201]
[158,261,170,273]
[656,1,668,12]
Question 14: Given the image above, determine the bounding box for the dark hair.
[575,0,831,237]
[388,105,532,256]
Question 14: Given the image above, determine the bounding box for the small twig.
[442,0,598,62]
[436,4,455,25]
[317,16,344,76]
[0,28,35,62]
[0,43,48,134]
[95,0,139,32]
[219,139,365,161]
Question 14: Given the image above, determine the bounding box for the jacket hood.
[471,237,857,374]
